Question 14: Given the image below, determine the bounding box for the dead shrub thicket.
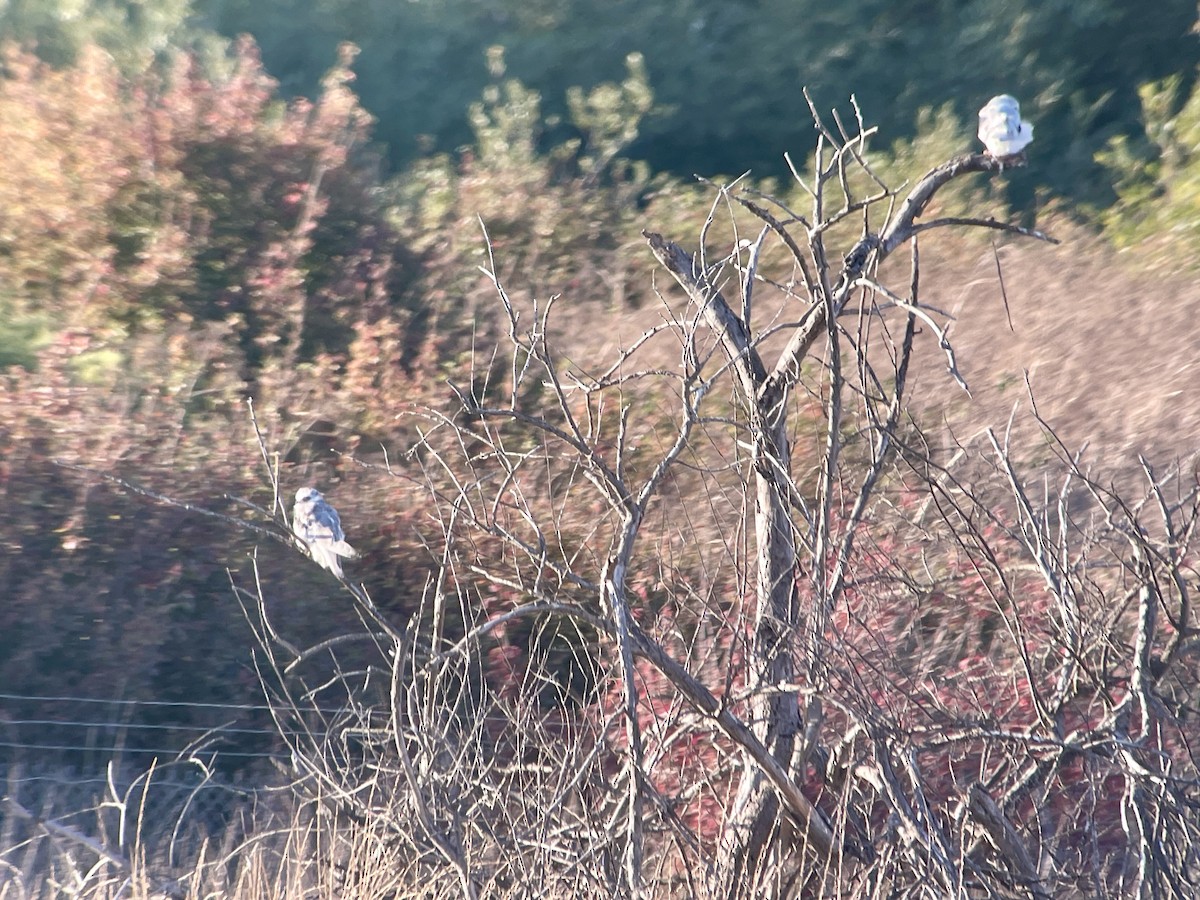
[231,99,1200,898]
[7,100,1200,900]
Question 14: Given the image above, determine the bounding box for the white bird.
[977,94,1033,158]
[292,487,357,578]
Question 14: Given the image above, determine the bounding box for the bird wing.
[979,108,1015,140]
[296,499,344,543]
[293,497,356,576]
[308,540,346,578]
[977,96,1032,156]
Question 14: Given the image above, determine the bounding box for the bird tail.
[310,545,346,579]
[301,541,357,579]
[330,540,357,560]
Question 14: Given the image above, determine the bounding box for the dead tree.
[637,105,1060,889]
[388,99,1053,895]
[239,99,1200,900]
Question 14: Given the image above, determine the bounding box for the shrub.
[1098,69,1200,261]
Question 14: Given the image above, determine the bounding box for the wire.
[0,691,381,721]
[0,740,288,760]
[1,774,244,791]
[0,692,282,713]
[7,719,286,737]
[0,692,523,761]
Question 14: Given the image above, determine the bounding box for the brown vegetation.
[3,38,1200,900]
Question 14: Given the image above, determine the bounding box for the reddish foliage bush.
[0,37,442,754]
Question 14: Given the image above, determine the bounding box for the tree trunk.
[719,411,805,893]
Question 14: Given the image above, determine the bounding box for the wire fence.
[3,763,260,849]
[0,696,282,763]
[0,693,292,845]
[0,691,396,873]
[0,692,284,712]
[0,691,304,766]
[0,691,515,763]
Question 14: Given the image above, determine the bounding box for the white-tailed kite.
[978,95,1033,158]
[292,487,357,578]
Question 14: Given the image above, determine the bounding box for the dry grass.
[903,219,1200,476]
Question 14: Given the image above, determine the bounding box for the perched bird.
[292,487,357,578]
[977,95,1033,159]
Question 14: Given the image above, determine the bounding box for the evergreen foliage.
[1099,68,1200,259]
[191,0,1199,205]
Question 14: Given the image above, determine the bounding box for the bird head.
[295,486,322,503]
